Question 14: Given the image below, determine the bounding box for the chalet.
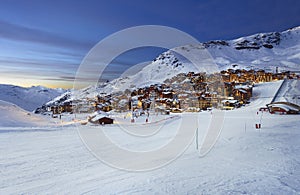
[229,73,238,82]
[171,99,181,109]
[50,106,60,114]
[265,73,273,82]
[91,116,114,124]
[74,101,94,113]
[88,112,114,124]
[223,82,234,97]
[198,94,212,110]
[221,73,230,83]
[232,88,249,104]
[255,69,267,82]
[47,100,73,115]
[221,99,239,110]
[234,84,253,96]
[267,102,300,114]
[96,102,112,112]
[210,92,219,108]
[161,91,173,99]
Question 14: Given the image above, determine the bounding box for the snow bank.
[0,100,55,127]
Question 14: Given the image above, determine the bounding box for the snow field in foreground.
[0,81,299,194]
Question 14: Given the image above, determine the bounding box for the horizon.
[0,0,300,88]
[2,61,297,90]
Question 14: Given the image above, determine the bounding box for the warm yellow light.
[137,100,142,107]
[0,77,72,89]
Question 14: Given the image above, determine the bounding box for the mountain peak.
[98,26,300,93]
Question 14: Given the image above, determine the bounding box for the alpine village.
[35,65,300,126]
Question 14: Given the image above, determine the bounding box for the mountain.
[44,26,300,106]
[205,26,300,71]
[97,26,300,93]
[0,84,66,112]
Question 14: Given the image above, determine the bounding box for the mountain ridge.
[97,25,300,94]
[0,84,66,111]
[4,26,300,110]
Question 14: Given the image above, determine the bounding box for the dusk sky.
[0,0,299,88]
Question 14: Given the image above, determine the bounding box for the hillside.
[80,26,300,94]
[206,26,300,71]
[0,85,66,111]
[41,26,300,108]
[0,100,55,127]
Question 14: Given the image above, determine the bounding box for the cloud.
[0,19,92,51]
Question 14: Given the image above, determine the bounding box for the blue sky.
[0,0,299,88]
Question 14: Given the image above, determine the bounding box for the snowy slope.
[0,100,56,127]
[121,26,300,89]
[0,81,299,194]
[0,84,66,111]
[75,50,201,95]
[274,79,300,104]
[39,26,300,110]
[156,26,300,73]
[207,26,300,71]
[70,26,300,97]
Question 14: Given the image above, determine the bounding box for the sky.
[0,0,299,89]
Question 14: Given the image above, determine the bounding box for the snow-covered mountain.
[0,84,66,111]
[81,26,300,92]
[43,26,300,106]
[206,26,300,71]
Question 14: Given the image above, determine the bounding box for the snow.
[0,84,66,111]
[0,100,57,127]
[274,79,300,104]
[1,27,300,194]
[0,81,299,194]
[268,103,298,112]
[89,113,110,123]
[221,99,238,104]
[208,28,300,71]
[64,27,300,102]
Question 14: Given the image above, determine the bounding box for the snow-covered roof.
[89,110,108,118]
[237,89,248,94]
[234,85,252,90]
[221,99,238,104]
[268,103,299,112]
[90,114,112,122]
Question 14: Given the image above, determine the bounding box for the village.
[40,67,300,125]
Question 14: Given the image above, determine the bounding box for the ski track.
[0,81,300,194]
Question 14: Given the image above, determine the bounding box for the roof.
[90,110,108,118]
[268,103,299,112]
[234,89,247,94]
[234,85,252,90]
[221,99,238,104]
[90,114,113,122]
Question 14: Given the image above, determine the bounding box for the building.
[88,113,114,124]
[267,102,300,114]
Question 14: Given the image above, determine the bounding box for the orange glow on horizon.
[0,78,74,89]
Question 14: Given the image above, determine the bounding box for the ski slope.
[0,81,299,194]
[273,79,300,104]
